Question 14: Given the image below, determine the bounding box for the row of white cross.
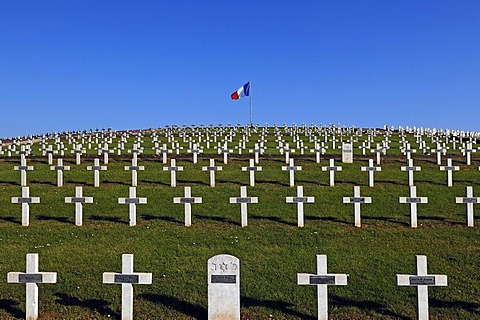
[12,156,471,188]
[11,185,479,228]
[6,253,447,320]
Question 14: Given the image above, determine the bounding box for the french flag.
[231,82,251,100]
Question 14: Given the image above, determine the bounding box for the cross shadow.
[430,297,480,316]
[54,292,120,319]
[30,180,57,186]
[195,214,239,226]
[36,215,71,224]
[177,179,210,186]
[375,180,403,186]
[362,215,410,227]
[256,180,290,187]
[0,216,20,224]
[305,215,350,225]
[250,214,297,226]
[0,181,21,186]
[217,179,243,185]
[65,180,89,186]
[89,215,128,224]
[0,299,24,319]
[141,180,171,186]
[241,296,316,320]
[329,293,410,320]
[103,180,131,186]
[421,215,464,226]
[138,293,207,319]
[141,214,183,224]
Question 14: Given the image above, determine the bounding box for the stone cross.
[460,142,476,165]
[87,158,107,188]
[44,145,57,165]
[229,186,258,227]
[163,159,184,187]
[11,186,40,226]
[65,186,93,226]
[241,159,262,186]
[321,159,342,187]
[401,159,421,186]
[310,142,326,163]
[202,159,223,187]
[124,157,145,187]
[159,143,172,164]
[297,254,348,320]
[286,186,315,227]
[98,142,113,164]
[431,143,446,165]
[218,142,233,164]
[401,142,417,160]
[50,158,70,187]
[14,155,34,187]
[208,254,240,320]
[341,143,353,163]
[396,255,447,320]
[188,143,203,164]
[103,254,152,320]
[399,186,428,228]
[71,144,86,165]
[455,186,479,227]
[282,158,302,187]
[360,159,381,187]
[7,253,57,320]
[249,143,263,164]
[118,187,147,226]
[343,186,372,227]
[370,143,383,165]
[439,158,459,187]
[173,186,202,226]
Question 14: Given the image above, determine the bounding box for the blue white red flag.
[231,82,250,100]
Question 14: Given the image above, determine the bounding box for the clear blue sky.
[1,1,479,137]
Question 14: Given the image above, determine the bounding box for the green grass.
[0,130,479,319]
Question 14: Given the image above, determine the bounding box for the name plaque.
[180,198,196,204]
[409,276,435,285]
[211,275,236,284]
[19,274,43,283]
[70,197,86,203]
[236,198,252,203]
[125,198,140,204]
[406,198,422,203]
[114,274,139,283]
[17,198,33,203]
[309,275,336,285]
[350,198,365,203]
[463,198,478,203]
[293,197,308,203]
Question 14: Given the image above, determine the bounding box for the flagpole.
[249,80,253,128]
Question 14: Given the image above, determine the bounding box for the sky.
[1,1,479,138]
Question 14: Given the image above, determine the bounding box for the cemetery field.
[0,147,479,318]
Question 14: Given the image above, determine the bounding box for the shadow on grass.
[54,292,120,319]
[195,214,239,226]
[141,214,183,224]
[138,293,207,319]
[250,214,297,226]
[0,216,20,224]
[329,294,410,320]
[362,215,410,227]
[241,296,316,320]
[256,180,291,187]
[65,180,89,186]
[305,215,350,225]
[430,298,480,316]
[0,181,20,186]
[29,180,57,186]
[90,215,128,224]
[103,180,131,187]
[217,179,243,185]
[0,299,24,319]
[421,215,464,226]
[140,179,171,186]
[37,215,71,224]
[177,179,210,186]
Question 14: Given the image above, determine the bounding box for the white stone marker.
[455,186,479,227]
[399,186,428,228]
[310,142,326,163]
[297,254,348,320]
[401,159,422,186]
[11,186,40,226]
[218,142,233,164]
[282,158,302,187]
[229,186,258,227]
[241,159,262,186]
[321,159,342,187]
[65,186,94,226]
[202,159,223,187]
[396,255,448,320]
[49,158,70,187]
[208,254,240,320]
[439,158,459,187]
[118,187,147,226]
[14,155,34,187]
[124,157,145,187]
[286,186,315,227]
[87,158,107,188]
[160,144,172,164]
[98,142,113,164]
[163,159,184,187]
[71,144,86,165]
[370,143,383,165]
[173,186,202,226]
[7,253,57,320]
[103,254,152,320]
[282,143,296,163]
[360,159,381,187]
[44,145,57,165]
[343,186,372,227]
[249,143,262,164]
[188,143,203,164]
[342,143,353,163]
[460,142,476,165]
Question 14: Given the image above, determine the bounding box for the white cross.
[50,158,70,187]
[202,159,223,187]
[455,186,479,227]
[159,143,172,163]
[11,186,40,226]
[98,142,114,164]
[87,158,107,187]
[401,159,421,186]
[163,159,184,187]
[71,144,86,165]
[118,187,147,226]
[124,156,145,187]
[286,186,315,227]
[397,255,447,320]
[241,159,262,186]
[7,253,57,320]
[297,254,348,320]
[321,159,342,187]
[248,143,262,164]
[282,143,296,163]
[229,186,258,227]
[173,186,202,226]
[399,186,428,228]
[14,155,34,187]
[370,143,383,165]
[460,142,476,165]
[218,142,233,164]
[343,186,372,227]
[187,143,203,163]
[310,142,327,163]
[103,254,152,320]
[282,158,302,187]
[439,158,459,187]
[360,159,381,187]
[65,186,94,226]
[44,145,58,165]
